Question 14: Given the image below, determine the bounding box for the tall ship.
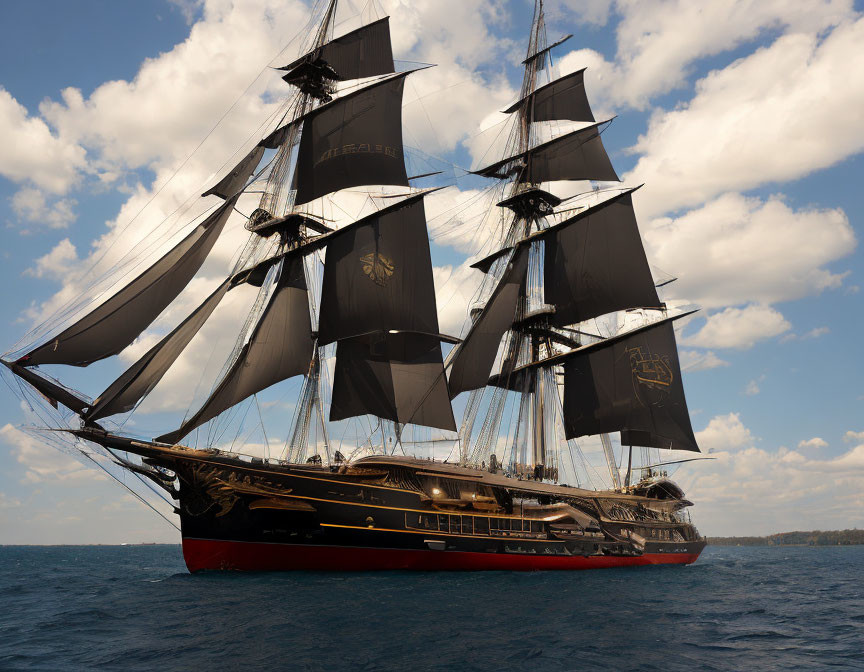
[3,0,707,571]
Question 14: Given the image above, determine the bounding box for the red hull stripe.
[182,538,702,572]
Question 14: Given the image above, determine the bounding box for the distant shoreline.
[708,529,864,546]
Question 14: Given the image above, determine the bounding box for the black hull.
[78,432,705,572]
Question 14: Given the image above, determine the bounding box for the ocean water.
[0,545,861,671]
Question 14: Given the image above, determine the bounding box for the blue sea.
[0,545,861,671]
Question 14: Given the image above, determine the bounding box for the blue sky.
[1,0,863,542]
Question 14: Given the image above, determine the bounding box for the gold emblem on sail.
[627,346,673,390]
[361,252,395,286]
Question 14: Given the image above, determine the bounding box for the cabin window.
[461,516,474,535]
[474,517,489,535]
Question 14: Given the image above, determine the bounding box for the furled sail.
[156,256,313,445]
[502,69,594,123]
[473,120,618,183]
[561,315,699,452]
[1,360,89,414]
[317,194,439,345]
[85,279,231,421]
[447,247,529,398]
[543,189,662,326]
[202,146,265,199]
[330,332,456,431]
[292,73,410,205]
[20,197,239,368]
[278,17,394,83]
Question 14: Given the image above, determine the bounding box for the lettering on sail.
[315,143,401,166]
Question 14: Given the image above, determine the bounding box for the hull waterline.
[182,537,705,572]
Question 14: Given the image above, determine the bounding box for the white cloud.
[643,193,855,309]
[25,238,79,280]
[0,423,92,484]
[679,413,864,535]
[695,412,754,451]
[559,0,855,112]
[802,326,831,340]
[685,304,790,350]
[628,16,864,216]
[0,87,87,194]
[433,262,485,338]
[798,437,828,451]
[0,493,21,509]
[679,443,864,535]
[744,379,760,396]
[679,349,729,372]
[10,187,78,230]
[843,430,864,444]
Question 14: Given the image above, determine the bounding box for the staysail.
[156,256,313,445]
[85,279,232,421]
[20,197,239,368]
[447,247,529,398]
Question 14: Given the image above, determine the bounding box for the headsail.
[447,247,529,398]
[85,279,232,421]
[156,256,313,445]
[1,360,89,414]
[202,146,265,199]
[20,196,239,368]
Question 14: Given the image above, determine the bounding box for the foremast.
[4,0,455,467]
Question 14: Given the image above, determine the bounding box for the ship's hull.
[165,449,704,572]
[181,537,704,572]
[76,432,706,573]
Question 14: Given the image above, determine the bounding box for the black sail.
[473,121,618,183]
[503,69,594,123]
[544,190,662,326]
[202,145,265,199]
[317,195,438,345]
[86,280,231,421]
[330,332,456,431]
[1,360,89,414]
[447,247,529,398]
[279,17,394,82]
[562,318,699,452]
[292,74,409,205]
[21,198,237,368]
[156,257,313,445]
